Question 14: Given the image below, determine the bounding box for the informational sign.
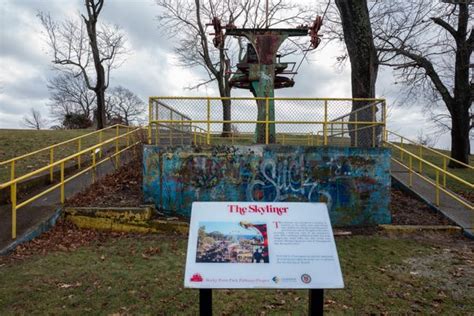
[184,202,344,289]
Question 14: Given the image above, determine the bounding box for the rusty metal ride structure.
[208,16,323,144]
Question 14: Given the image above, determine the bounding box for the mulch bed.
[65,156,143,207]
[390,189,454,226]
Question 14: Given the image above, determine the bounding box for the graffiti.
[246,156,333,208]
[143,145,392,226]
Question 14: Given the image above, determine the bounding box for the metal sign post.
[199,288,324,315]
[199,289,212,316]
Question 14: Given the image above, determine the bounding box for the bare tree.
[373,0,473,167]
[108,86,145,125]
[47,73,96,121]
[22,108,47,130]
[155,0,313,136]
[38,0,127,130]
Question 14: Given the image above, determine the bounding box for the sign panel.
[184,202,344,289]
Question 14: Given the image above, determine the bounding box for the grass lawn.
[0,229,472,315]
[0,128,127,183]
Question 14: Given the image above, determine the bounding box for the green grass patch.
[0,128,129,183]
[0,234,472,314]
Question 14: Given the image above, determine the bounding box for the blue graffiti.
[246,156,333,207]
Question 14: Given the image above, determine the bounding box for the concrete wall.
[143,145,391,226]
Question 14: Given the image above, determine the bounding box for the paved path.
[391,159,473,238]
[0,152,133,252]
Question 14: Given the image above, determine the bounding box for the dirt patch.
[388,234,474,300]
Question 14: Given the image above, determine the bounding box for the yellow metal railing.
[148,97,387,147]
[386,130,473,171]
[385,141,473,210]
[0,126,145,239]
[0,124,133,184]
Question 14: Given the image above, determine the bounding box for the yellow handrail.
[386,130,473,169]
[0,124,128,166]
[391,157,473,211]
[386,142,473,188]
[385,141,473,210]
[1,127,145,239]
[0,127,143,189]
[0,124,133,185]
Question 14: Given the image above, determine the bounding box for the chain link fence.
[149,97,386,147]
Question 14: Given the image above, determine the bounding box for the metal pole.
[400,138,404,161]
[148,98,152,144]
[194,126,197,145]
[181,117,184,146]
[265,98,270,145]
[60,161,65,204]
[78,139,82,169]
[207,98,211,145]
[11,183,17,239]
[92,151,96,183]
[372,104,376,147]
[49,148,54,182]
[443,158,447,188]
[170,111,174,146]
[409,156,413,188]
[115,125,120,167]
[99,130,103,158]
[383,101,387,142]
[308,289,324,316]
[323,100,328,146]
[436,170,440,206]
[199,289,212,316]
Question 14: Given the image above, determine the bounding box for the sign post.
[185,202,344,315]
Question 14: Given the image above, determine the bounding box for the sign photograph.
[184,202,344,289]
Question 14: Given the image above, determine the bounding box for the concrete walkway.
[0,151,133,252]
[391,159,473,238]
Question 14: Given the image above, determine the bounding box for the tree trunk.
[449,3,472,166]
[335,0,379,147]
[84,1,107,130]
[95,88,106,128]
[449,108,471,168]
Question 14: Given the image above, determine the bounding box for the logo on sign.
[301,274,312,284]
[190,273,203,282]
[272,276,280,284]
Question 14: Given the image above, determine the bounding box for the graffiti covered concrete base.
[143,145,391,227]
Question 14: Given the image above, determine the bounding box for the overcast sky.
[0,0,467,150]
